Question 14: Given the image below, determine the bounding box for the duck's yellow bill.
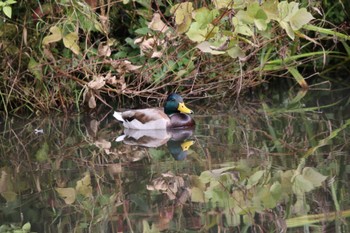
[181,140,195,151]
[178,102,194,114]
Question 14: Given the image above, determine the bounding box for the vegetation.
[0,0,349,114]
[1,89,350,232]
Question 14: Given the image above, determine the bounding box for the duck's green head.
[164,93,193,115]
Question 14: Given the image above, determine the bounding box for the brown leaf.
[88,94,96,109]
[88,75,106,89]
[98,42,111,57]
[148,13,169,34]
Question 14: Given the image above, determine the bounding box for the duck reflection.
[116,128,195,160]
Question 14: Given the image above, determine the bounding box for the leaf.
[186,22,208,42]
[193,7,219,27]
[42,26,62,45]
[21,222,31,232]
[292,167,327,195]
[55,187,76,204]
[88,75,105,89]
[170,2,193,34]
[290,8,314,30]
[3,6,12,18]
[302,167,327,187]
[35,142,49,162]
[196,41,226,55]
[213,0,235,9]
[148,13,169,34]
[63,32,80,55]
[28,58,42,81]
[227,46,245,58]
[76,172,92,197]
[98,43,111,57]
[279,21,295,40]
[232,17,254,36]
[287,67,308,88]
[191,187,205,202]
[247,170,265,187]
[88,94,96,109]
[270,181,282,200]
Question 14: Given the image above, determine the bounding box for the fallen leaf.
[148,13,169,34]
[98,42,111,57]
[88,75,106,89]
[88,94,96,108]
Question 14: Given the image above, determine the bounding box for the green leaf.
[135,27,150,35]
[56,187,76,204]
[290,8,314,30]
[247,170,265,187]
[232,17,254,36]
[35,142,49,162]
[302,167,327,187]
[28,58,43,81]
[21,222,31,232]
[3,6,12,18]
[42,26,62,45]
[287,67,308,88]
[63,32,80,55]
[75,172,92,198]
[292,167,327,195]
[213,0,235,9]
[7,0,17,4]
[191,187,205,202]
[227,46,244,58]
[279,21,295,40]
[186,22,208,42]
[270,181,282,200]
[193,7,219,27]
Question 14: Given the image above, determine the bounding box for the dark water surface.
[1,88,350,232]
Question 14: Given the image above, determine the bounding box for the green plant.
[0,0,16,18]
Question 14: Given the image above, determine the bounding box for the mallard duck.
[113,93,195,129]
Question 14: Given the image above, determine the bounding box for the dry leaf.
[151,51,163,58]
[88,75,106,89]
[111,60,141,74]
[88,94,96,109]
[98,42,111,57]
[148,13,169,34]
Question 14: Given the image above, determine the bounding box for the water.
[1,88,350,232]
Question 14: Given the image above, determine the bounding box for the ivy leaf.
[63,32,80,55]
[42,26,62,45]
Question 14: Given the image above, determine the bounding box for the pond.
[1,87,350,232]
